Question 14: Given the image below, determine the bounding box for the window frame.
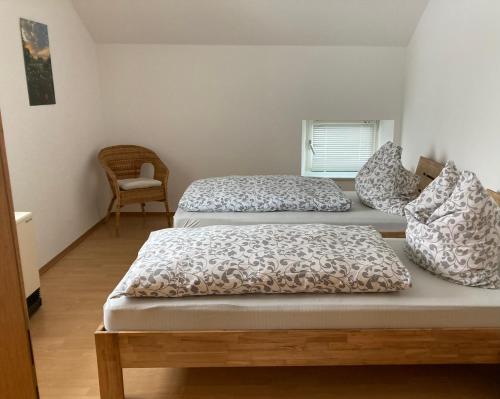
[301,120,380,179]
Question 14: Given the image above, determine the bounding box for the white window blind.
[308,121,377,173]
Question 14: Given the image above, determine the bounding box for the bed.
[173,157,445,237]
[104,239,500,331]
[96,217,500,399]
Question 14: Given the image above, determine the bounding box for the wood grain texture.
[39,218,105,275]
[487,189,500,205]
[0,113,39,398]
[30,215,170,399]
[39,212,174,276]
[30,215,500,398]
[381,231,405,238]
[415,156,444,192]
[98,328,500,368]
[113,211,176,217]
[95,329,124,399]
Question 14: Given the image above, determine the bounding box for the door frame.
[0,111,39,398]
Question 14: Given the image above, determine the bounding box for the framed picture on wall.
[20,18,56,106]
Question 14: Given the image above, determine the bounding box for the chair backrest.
[98,145,161,180]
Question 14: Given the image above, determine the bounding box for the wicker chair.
[98,145,171,232]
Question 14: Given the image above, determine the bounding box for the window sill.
[302,171,358,179]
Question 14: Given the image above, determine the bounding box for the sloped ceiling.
[72,0,429,46]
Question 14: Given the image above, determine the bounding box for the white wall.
[0,0,107,268]
[97,45,406,208]
[401,0,500,190]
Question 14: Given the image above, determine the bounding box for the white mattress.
[173,191,407,232]
[104,239,500,331]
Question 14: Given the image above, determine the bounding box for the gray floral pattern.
[355,142,420,216]
[178,175,351,212]
[405,161,460,223]
[405,171,500,288]
[110,224,411,298]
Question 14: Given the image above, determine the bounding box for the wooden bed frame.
[415,156,445,192]
[94,157,500,399]
[95,325,500,398]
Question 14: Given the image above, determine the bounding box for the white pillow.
[355,142,420,216]
[118,177,162,190]
[405,171,500,288]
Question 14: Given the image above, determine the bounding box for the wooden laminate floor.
[30,215,500,399]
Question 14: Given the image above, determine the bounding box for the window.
[301,120,379,178]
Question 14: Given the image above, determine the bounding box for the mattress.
[173,191,407,232]
[104,239,500,331]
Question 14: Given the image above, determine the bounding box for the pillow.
[405,160,460,223]
[118,177,162,190]
[405,171,500,288]
[355,141,420,216]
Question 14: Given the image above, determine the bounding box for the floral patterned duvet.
[178,175,352,212]
[110,224,411,298]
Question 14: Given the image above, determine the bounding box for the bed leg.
[95,332,124,399]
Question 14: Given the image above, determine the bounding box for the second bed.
[173,157,444,237]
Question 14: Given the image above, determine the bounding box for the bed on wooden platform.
[95,183,500,399]
[96,204,500,399]
[96,242,500,398]
[103,239,500,331]
[173,157,444,237]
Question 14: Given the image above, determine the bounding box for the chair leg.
[105,197,115,222]
[140,203,146,216]
[164,200,171,228]
[115,206,121,235]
